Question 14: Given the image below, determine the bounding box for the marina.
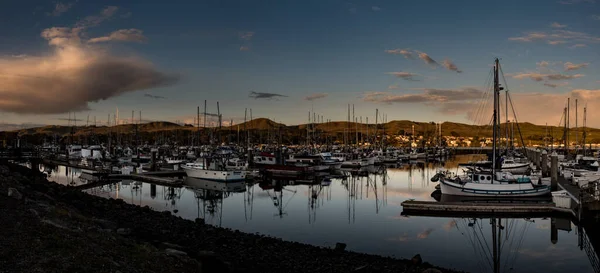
[21,154,599,273]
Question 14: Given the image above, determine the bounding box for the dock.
[401,200,575,218]
[557,175,582,205]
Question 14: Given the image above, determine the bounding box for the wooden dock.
[557,175,582,205]
[401,200,574,218]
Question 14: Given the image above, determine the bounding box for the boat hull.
[182,166,246,182]
[439,178,551,197]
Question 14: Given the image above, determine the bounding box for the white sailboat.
[437,59,550,197]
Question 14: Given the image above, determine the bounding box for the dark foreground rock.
[0,162,461,273]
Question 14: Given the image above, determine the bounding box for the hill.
[2,118,599,144]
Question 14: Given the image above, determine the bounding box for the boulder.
[8,188,22,200]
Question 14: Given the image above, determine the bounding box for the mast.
[583,106,587,156]
[567,97,570,155]
[575,99,578,151]
[505,88,509,151]
[564,106,568,154]
[492,58,499,180]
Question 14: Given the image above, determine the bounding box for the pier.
[401,200,575,218]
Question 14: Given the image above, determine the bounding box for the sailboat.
[437,59,551,197]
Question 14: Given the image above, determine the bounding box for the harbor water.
[34,155,596,273]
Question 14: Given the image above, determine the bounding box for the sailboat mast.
[492,58,499,180]
[576,99,578,151]
[505,89,509,151]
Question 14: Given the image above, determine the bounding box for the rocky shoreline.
[0,162,461,273]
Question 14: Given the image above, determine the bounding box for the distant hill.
[3,118,599,143]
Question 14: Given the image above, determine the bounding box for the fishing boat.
[182,157,246,182]
[437,59,551,197]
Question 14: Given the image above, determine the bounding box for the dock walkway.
[557,175,581,205]
[401,200,574,218]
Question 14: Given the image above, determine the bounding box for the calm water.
[34,156,597,273]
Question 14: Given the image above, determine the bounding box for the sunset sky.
[0,0,599,129]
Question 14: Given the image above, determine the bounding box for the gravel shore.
[0,162,461,273]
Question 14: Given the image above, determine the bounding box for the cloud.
[386,72,420,81]
[417,228,434,239]
[385,48,414,59]
[543,82,569,88]
[0,8,179,114]
[121,12,132,18]
[564,62,589,71]
[304,93,328,101]
[363,87,484,104]
[249,91,287,100]
[416,51,439,67]
[239,46,250,51]
[551,22,567,28]
[509,29,600,45]
[372,6,381,11]
[144,94,165,99]
[239,31,254,40]
[388,84,400,90]
[48,2,74,17]
[537,61,550,68]
[512,72,584,81]
[88,29,146,43]
[570,44,587,48]
[442,59,462,73]
[548,40,567,45]
[75,6,118,28]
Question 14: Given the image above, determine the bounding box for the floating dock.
[401,200,575,218]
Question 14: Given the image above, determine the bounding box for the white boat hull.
[439,178,551,197]
[183,166,246,182]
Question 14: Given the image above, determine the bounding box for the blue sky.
[0,0,599,128]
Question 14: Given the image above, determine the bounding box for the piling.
[150,184,157,199]
[551,218,558,244]
[151,151,157,171]
[551,152,558,191]
[247,148,254,167]
[541,150,548,176]
[534,149,541,169]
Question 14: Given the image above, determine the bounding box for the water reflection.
[34,155,597,273]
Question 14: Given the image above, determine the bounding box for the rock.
[117,228,131,236]
[422,269,442,273]
[161,242,185,251]
[197,251,230,273]
[8,188,22,200]
[195,218,205,225]
[354,265,368,272]
[334,242,346,251]
[165,248,188,257]
[28,208,40,219]
[412,254,422,265]
[173,209,178,213]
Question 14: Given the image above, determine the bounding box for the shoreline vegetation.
[2,118,596,147]
[1,161,460,273]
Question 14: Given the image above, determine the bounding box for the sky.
[0,0,599,130]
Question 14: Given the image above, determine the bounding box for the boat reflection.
[184,177,245,226]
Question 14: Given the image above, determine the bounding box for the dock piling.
[534,149,541,169]
[551,152,558,191]
[541,150,548,176]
